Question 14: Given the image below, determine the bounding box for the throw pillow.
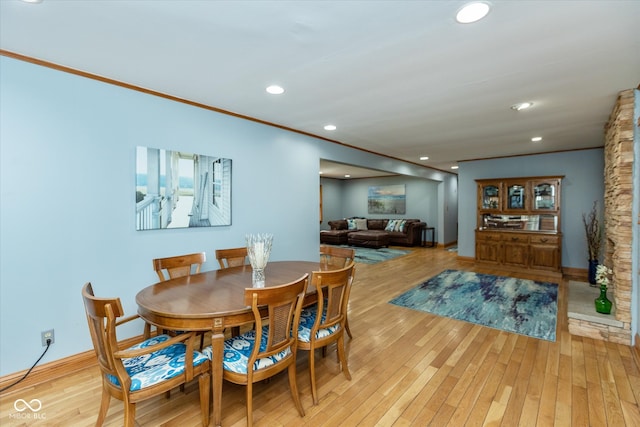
[385,220,397,232]
[347,219,357,230]
[395,219,407,232]
[355,218,368,230]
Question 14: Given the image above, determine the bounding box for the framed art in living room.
[368,184,406,214]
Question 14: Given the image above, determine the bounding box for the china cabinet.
[475,176,563,277]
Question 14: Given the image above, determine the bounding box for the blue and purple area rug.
[389,269,558,341]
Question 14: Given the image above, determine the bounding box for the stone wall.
[570,89,635,344]
[604,89,635,342]
[568,89,635,344]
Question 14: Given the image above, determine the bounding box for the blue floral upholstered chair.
[203,274,308,427]
[297,262,355,405]
[81,282,210,427]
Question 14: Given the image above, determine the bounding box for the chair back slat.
[320,245,355,269]
[153,252,206,281]
[215,247,248,269]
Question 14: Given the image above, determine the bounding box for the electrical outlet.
[41,329,54,346]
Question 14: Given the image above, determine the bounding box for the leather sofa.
[320,218,426,248]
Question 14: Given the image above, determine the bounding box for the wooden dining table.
[136,260,323,427]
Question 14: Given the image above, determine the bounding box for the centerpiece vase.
[594,284,612,314]
[246,233,273,288]
[588,259,598,286]
[252,268,265,287]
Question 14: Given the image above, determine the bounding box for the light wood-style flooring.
[2,247,640,426]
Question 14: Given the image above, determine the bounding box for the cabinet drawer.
[530,235,559,245]
[502,234,529,243]
[476,232,501,241]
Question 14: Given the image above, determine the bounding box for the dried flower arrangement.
[582,201,602,261]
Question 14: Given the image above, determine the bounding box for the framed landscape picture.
[368,184,406,214]
[136,146,232,230]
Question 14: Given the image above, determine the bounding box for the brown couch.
[320,218,426,248]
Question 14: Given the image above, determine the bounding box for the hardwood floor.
[2,247,640,426]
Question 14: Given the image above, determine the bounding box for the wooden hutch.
[475,176,563,278]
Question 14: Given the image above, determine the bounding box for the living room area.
[320,170,449,249]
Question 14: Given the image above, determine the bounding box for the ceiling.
[2,1,639,177]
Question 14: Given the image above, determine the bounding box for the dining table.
[136,260,324,427]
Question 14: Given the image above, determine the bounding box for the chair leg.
[123,401,136,427]
[287,362,305,417]
[345,316,353,339]
[337,334,351,381]
[96,385,111,427]
[245,381,254,427]
[309,348,319,405]
[199,372,210,427]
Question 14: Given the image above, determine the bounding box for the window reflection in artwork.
[136,146,232,230]
[212,159,222,207]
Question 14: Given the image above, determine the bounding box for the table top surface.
[136,260,321,322]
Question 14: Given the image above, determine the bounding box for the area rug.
[389,269,558,341]
[335,245,410,264]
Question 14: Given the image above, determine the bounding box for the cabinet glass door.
[533,182,556,210]
[507,184,526,210]
[482,185,500,210]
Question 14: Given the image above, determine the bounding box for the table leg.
[211,319,225,427]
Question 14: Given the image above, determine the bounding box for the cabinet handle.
[511,237,519,241]
[540,238,548,243]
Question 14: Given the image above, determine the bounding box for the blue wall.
[320,177,344,230]
[0,56,456,375]
[457,149,605,269]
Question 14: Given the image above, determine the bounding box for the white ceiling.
[2,1,639,176]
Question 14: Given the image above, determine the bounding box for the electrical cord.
[0,339,51,393]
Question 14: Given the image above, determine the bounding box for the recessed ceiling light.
[419,156,429,160]
[511,102,533,111]
[265,85,284,95]
[324,124,337,131]
[451,165,459,170]
[20,0,43,3]
[319,171,324,175]
[531,136,543,142]
[456,2,490,24]
[344,174,351,178]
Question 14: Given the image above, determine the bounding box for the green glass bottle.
[595,284,612,314]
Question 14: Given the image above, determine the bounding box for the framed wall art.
[368,184,406,214]
[136,146,232,230]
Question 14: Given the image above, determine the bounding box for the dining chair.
[81,282,210,427]
[319,245,355,339]
[215,246,251,336]
[319,245,355,269]
[203,274,309,427]
[297,262,355,405]
[215,247,248,269]
[152,252,207,346]
[152,251,206,281]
